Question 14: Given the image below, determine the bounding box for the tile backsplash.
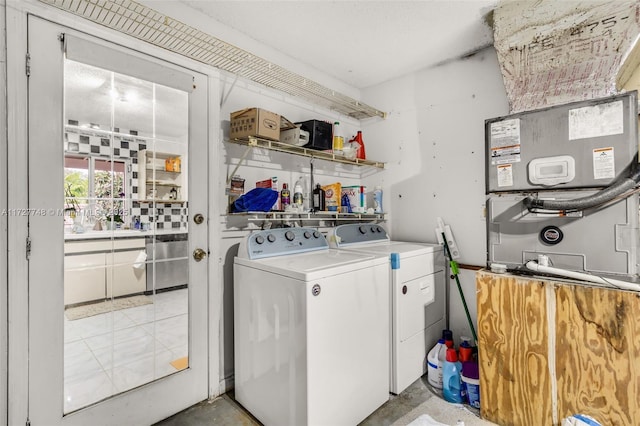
[65,121,188,231]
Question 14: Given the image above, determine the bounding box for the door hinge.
[26,236,31,260]
[25,53,31,77]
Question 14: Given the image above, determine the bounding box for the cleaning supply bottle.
[302,176,310,211]
[332,121,344,151]
[443,329,454,349]
[461,358,480,408]
[271,177,280,210]
[312,184,326,212]
[280,183,291,209]
[442,348,464,403]
[349,131,366,160]
[293,177,304,208]
[459,338,473,363]
[373,186,383,213]
[427,338,446,389]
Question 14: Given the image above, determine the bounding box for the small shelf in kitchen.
[138,199,187,204]
[138,150,184,203]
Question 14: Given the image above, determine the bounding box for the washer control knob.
[267,234,276,243]
[303,231,311,239]
[285,231,295,241]
[359,225,368,234]
[255,235,265,245]
[313,231,321,238]
[376,226,383,233]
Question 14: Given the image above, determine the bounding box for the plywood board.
[478,270,640,425]
[476,271,553,425]
[554,284,640,425]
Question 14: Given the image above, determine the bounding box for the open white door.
[26,15,209,425]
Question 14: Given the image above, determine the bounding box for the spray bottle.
[349,131,366,160]
[293,177,304,209]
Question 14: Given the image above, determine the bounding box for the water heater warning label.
[593,147,615,179]
[490,118,521,165]
[497,164,514,187]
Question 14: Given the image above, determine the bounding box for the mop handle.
[441,232,478,345]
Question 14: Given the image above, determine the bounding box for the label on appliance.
[592,147,615,180]
[497,164,514,187]
[490,119,521,165]
[568,100,623,140]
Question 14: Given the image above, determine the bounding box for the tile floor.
[63,288,188,413]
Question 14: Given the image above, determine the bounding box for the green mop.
[440,231,478,346]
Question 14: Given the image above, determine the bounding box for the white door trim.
[5,1,224,423]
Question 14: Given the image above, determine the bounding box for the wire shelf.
[39,0,387,120]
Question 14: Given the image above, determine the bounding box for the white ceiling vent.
[38,0,386,120]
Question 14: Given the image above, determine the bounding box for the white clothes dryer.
[234,227,390,426]
[328,223,447,395]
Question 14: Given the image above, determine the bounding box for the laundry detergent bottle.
[427,338,446,389]
[442,348,464,403]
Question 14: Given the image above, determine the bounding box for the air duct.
[493,0,640,113]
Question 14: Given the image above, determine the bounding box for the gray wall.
[361,47,509,343]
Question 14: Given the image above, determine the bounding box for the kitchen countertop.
[64,228,188,241]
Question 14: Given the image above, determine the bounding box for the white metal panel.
[234,253,390,425]
[234,248,386,281]
[306,262,390,425]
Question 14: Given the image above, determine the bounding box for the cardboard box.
[280,126,310,146]
[230,108,297,141]
[341,185,366,213]
[230,108,280,141]
[322,183,341,211]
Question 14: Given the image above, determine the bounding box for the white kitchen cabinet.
[64,238,146,305]
[64,253,107,306]
[106,249,146,298]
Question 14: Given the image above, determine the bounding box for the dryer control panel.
[240,227,328,259]
[329,223,389,247]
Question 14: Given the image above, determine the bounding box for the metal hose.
[523,168,640,212]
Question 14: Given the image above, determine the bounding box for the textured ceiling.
[178,0,498,89]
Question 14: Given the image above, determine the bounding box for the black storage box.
[296,120,332,150]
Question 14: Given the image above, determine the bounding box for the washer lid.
[235,248,387,281]
[339,241,442,258]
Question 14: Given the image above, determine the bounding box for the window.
[64,155,129,227]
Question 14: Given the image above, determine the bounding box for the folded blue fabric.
[232,187,278,213]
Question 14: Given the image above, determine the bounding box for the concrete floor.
[155,376,492,426]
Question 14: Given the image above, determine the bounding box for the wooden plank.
[554,284,640,425]
[476,270,553,425]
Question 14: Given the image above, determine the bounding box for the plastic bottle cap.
[459,346,473,362]
[462,361,479,380]
[445,348,458,362]
[442,329,453,341]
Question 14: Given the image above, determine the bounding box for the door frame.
[4,1,223,424]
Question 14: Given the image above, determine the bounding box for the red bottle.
[349,131,366,160]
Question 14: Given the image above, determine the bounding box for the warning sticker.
[490,119,521,165]
[497,164,514,187]
[569,100,624,141]
[593,147,615,180]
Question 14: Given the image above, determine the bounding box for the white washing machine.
[328,223,446,395]
[234,227,390,426]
